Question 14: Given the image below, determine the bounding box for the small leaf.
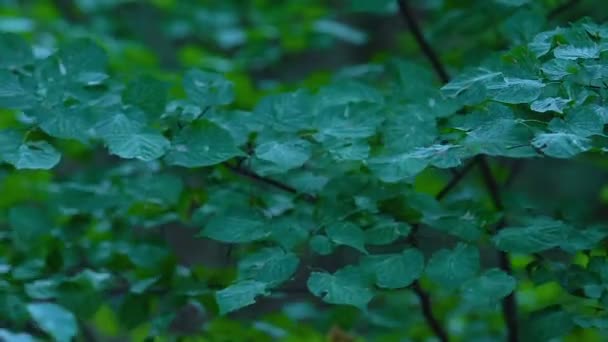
[201,209,269,243]
[0,131,61,170]
[462,269,516,307]
[184,69,234,106]
[531,132,591,158]
[215,280,268,314]
[105,130,170,161]
[166,120,243,167]
[255,139,312,172]
[307,266,374,309]
[365,219,411,245]
[368,151,429,183]
[530,97,570,114]
[238,248,299,287]
[326,222,367,253]
[486,77,544,104]
[27,303,78,342]
[361,249,424,288]
[0,329,36,342]
[493,217,571,253]
[426,243,480,289]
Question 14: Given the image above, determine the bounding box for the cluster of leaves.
[3,0,608,341]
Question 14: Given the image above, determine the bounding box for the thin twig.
[436,159,477,200]
[223,162,317,203]
[478,159,519,342]
[412,281,450,342]
[396,0,450,83]
[548,0,580,20]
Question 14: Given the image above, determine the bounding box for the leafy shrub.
[1,0,608,341]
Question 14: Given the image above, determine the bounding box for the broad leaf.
[166,120,243,167]
[426,243,480,289]
[325,222,367,253]
[307,266,374,309]
[462,269,516,307]
[361,249,424,289]
[27,303,77,342]
[215,280,268,314]
[493,217,571,253]
[237,248,299,286]
[184,69,234,106]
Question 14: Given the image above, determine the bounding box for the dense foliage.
[2,0,608,341]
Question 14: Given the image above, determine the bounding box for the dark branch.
[436,159,477,200]
[548,0,580,20]
[477,157,504,211]
[223,162,317,203]
[396,2,521,340]
[413,281,450,342]
[478,160,519,342]
[396,0,450,83]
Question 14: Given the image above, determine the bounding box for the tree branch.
[412,281,450,342]
[478,159,519,342]
[223,162,317,203]
[396,0,450,84]
[396,2,520,341]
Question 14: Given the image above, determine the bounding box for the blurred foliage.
[2,0,608,341]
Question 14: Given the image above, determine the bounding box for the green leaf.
[27,303,77,342]
[215,280,268,315]
[32,106,97,141]
[104,129,170,161]
[368,151,429,183]
[531,132,591,158]
[317,81,383,107]
[184,69,234,106]
[9,206,51,251]
[554,30,600,60]
[58,39,108,80]
[123,75,168,118]
[237,247,299,286]
[0,131,61,169]
[166,120,243,167]
[310,235,334,255]
[0,33,33,69]
[530,97,570,114]
[493,217,571,253]
[326,222,367,253]
[486,77,544,104]
[0,329,35,342]
[255,139,312,172]
[0,70,32,109]
[201,209,269,243]
[426,243,480,289]
[307,266,374,309]
[360,249,424,289]
[462,269,516,307]
[254,90,316,133]
[365,218,411,245]
[442,68,502,98]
